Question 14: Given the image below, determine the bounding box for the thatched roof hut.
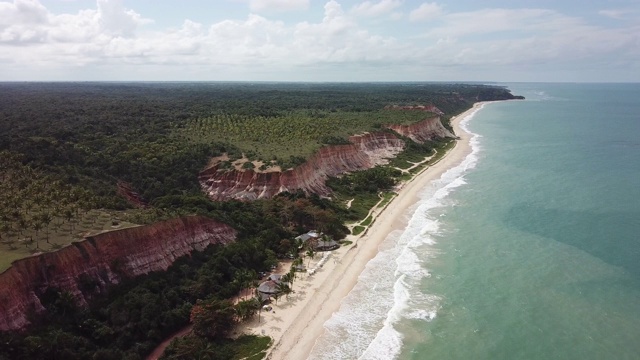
[257,274,284,295]
[315,239,340,251]
[257,280,280,295]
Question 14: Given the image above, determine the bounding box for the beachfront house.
[296,230,340,252]
[257,274,284,301]
[314,239,340,251]
[295,230,320,247]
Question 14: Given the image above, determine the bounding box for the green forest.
[0,82,522,359]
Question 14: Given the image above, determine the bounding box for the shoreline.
[241,102,484,360]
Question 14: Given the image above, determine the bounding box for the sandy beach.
[237,103,483,360]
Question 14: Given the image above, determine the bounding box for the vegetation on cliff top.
[179,109,431,169]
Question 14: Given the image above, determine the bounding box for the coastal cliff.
[200,132,405,201]
[0,216,236,331]
[199,115,454,201]
[385,116,455,143]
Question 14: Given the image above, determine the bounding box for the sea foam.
[308,107,484,360]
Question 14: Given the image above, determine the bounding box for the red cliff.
[200,115,454,201]
[385,116,455,143]
[0,216,236,331]
[200,132,405,201]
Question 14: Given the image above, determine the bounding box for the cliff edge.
[0,216,236,331]
[199,115,453,201]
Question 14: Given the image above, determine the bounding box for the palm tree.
[17,215,30,246]
[244,270,257,300]
[287,266,298,290]
[233,269,256,300]
[281,273,292,288]
[79,192,95,224]
[305,248,316,267]
[63,207,74,235]
[234,299,258,322]
[276,282,292,301]
[1,220,16,244]
[40,212,52,244]
[253,293,264,323]
[24,199,35,216]
[32,216,43,250]
[273,291,281,305]
[292,257,303,273]
[0,218,7,241]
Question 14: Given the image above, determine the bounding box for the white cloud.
[417,8,640,68]
[351,0,402,17]
[0,0,403,70]
[0,0,49,43]
[409,2,442,22]
[96,0,151,37]
[424,8,581,38]
[249,0,309,12]
[0,0,638,81]
[598,9,636,20]
[0,0,149,44]
[0,0,47,26]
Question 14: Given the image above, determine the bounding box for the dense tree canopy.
[0,82,519,209]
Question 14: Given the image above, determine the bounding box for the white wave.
[309,104,488,360]
[309,236,403,359]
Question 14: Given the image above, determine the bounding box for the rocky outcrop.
[385,116,455,143]
[200,114,455,201]
[0,216,236,331]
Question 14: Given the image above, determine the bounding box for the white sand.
[240,104,481,360]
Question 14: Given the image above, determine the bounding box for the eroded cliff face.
[385,116,455,143]
[200,115,454,201]
[200,132,405,201]
[0,216,236,331]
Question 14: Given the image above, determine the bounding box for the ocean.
[308,83,640,360]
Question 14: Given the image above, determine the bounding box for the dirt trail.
[146,325,193,360]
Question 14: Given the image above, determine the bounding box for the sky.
[0,0,638,82]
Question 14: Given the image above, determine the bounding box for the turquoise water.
[309,83,640,360]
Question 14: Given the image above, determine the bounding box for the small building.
[315,239,340,251]
[257,274,284,298]
[295,230,320,244]
[258,292,272,303]
[257,280,280,295]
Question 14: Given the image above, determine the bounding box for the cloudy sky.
[1,0,638,82]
